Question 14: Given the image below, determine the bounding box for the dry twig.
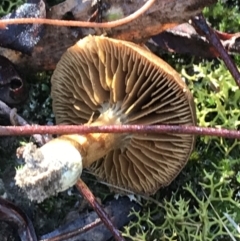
[76,178,125,241]
[0,197,37,241]
[0,0,156,29]
[191,13,240,88]
[0,0,217,70]
[0,124,240,139]
[40,219,102,241]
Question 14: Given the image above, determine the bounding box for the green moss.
[0,0,65,18]
[104,6,124,22]
[21,71,54,125]
[0,0,26,17]
[203,0,240,33]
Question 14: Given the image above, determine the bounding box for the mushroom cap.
[51,35,196,195]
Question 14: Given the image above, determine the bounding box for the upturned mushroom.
[15,35,196,202]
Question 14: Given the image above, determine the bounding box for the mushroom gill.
[51,35,196,193]
[15,35,196,201]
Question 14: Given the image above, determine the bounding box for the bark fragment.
[0,0,217,71]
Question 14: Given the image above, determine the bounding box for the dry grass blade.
[224,213,240,236]
[203,191,237,241]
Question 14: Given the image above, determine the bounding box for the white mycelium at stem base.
[15,104,125,202]
[15,141,83,203]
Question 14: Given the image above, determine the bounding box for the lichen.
[123,159,240,241]
[181,60,240,156]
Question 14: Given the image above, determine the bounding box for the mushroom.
[15,35,196,202]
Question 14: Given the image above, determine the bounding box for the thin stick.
[0,0,155,29]
[0,197,37,241]
[0,100,28,126]
[0,124,240,139]
[75,178,125,241]
[0,100,50,145]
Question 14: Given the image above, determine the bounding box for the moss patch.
[0,0,26,17]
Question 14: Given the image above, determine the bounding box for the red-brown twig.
[0,0,155,29]
[191,13,240,88]
[76,178,125,241]
[0,124,240,139]
[0,197,37,241]
[40,219,102,241]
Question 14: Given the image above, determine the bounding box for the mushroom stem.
[57,131,120,168]
[56,105,125,167]
[15,106,125,202]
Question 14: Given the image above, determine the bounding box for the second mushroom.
[15,35,197,202]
